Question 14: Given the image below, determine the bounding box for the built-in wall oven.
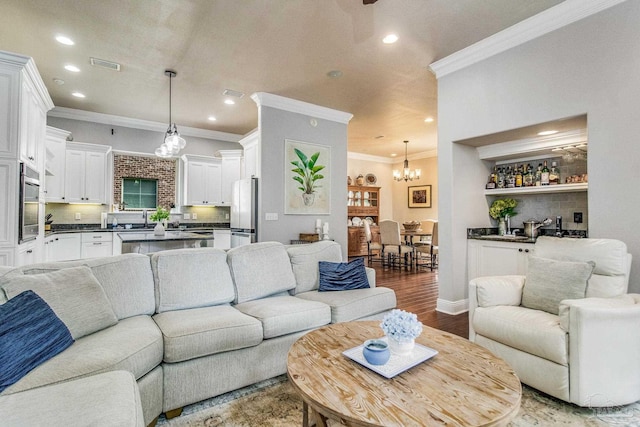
[19,163,40,243]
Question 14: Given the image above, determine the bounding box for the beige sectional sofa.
[0,241,396,426]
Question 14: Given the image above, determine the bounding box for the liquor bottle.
[515,164,523,187]
[497,167,505,189]
[549,161,560,185]
[535,163,542,186]
[506,166,515,188]
[485,168,496,189]
[524,164,534,186]
[541,160,550,185]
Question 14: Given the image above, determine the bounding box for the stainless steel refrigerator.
[230,177,258,248]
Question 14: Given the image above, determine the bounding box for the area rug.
[158,375,640,426]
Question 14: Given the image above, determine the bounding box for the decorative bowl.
[362,339,390,365]
[403,221,420,231]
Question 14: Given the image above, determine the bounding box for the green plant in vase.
[489,198,518,235]
[290,148,325,206]
[150,207,170,235]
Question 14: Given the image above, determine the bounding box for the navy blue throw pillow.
[0,290,74,393]
[318,258,370,292]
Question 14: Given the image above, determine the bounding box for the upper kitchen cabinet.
[64,142,111,204]
[216,150,242,205]
[44,126,71,202]
[182,154,222,206]
[239,130,259,179]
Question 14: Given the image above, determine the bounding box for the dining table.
[400,229,432,246]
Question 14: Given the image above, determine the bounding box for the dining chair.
[415,220,438,270]
[413,219,436,247]
[363,220,383,265]
[379,220,414,270]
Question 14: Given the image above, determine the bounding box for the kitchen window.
[122,178,158,209]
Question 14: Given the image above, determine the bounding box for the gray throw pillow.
[522,256,595,315]
[0,266,118,339]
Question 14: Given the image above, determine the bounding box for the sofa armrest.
[365,267,376,288]
[468,275,525,341]
[563,294,640,406]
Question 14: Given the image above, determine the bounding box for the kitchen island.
[115,230,215,254]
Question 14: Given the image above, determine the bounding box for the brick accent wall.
[113,154,177,209]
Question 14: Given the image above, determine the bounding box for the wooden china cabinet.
[347,186,381,257]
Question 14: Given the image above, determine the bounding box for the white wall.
[437,1,640,306]
[257,106,349,255]
[390,156,438,223]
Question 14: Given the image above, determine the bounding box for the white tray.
[342,339,438,379]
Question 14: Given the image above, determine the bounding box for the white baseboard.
[436,298,469,315]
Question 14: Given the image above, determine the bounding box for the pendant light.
[155,70,186,157]
[393,140,421,182]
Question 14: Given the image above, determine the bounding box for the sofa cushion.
[473,305,568,365]
[0,266,118,339]
[0,370,144,427]
[152,305,263,363]
[296,287,396,323]
[234,295,331,339]
[0,290,74,393]
[318,258,369,292]
[151,248,235,313]
[287,241,342,294]
[2,315,163,395]
[522,256,594,315]
[227,242,297,304]
[534,236,627,276]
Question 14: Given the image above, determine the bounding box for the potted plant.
[380,309,423,355]
[149,207,170,236]
[290,148,325,207]
[489,198,518,235]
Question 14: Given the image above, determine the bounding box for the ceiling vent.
[223,89,244,98]
[90,57,121,71]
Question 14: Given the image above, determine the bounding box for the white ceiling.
[0,0,564,157]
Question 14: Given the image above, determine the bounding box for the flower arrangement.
[489,198,518,220]
[149,207,170,223]
[380,309,423,342]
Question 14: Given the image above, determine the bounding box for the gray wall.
[258,106,348,255]
[438,1,640,304]
[47,117,242,155]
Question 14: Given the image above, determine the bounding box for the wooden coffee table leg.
[302,401,309,427]
[302,401,328,427]
[310,407,328,427]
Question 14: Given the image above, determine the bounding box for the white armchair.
[468,236,640,407]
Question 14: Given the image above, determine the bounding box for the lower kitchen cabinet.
[348,226,379,257]
[81,232,113,259]
[45,233,81,262]
[213,229,231,250]
[16,239,41,266]
[467,239,534,280]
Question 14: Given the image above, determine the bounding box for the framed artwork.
[408,185,432,208]
[284,139,331,214]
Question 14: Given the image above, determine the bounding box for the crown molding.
[429,0,628,79]
[477,129,587,160]
[251,92,353,124]
[48,107,242,142]
[0,51,55,110]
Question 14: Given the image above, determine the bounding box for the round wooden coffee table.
[287,321,521,427]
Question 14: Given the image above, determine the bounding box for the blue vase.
[363,339,391,365]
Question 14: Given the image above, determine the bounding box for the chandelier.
[155,70,186,158]
[393,140,421,182]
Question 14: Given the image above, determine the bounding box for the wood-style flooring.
[365,260,469,339]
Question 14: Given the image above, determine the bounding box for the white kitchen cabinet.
[64,142,110,204]
[213,229,231,250]
[19,78,46,172]
[16,239,41,266]
[45,233,81,262]
[0,249,13,267]
[81,232,113,259]
[217,150,242,205]
[44,126,70,202]
[182,155,222,206]
[467,239,534,281]
[239,130,259,179]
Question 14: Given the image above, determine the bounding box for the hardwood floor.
[366,260,469,339]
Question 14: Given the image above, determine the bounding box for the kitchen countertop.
[467,227,588,243]
[118,230,215,243]
[46,223,230,237]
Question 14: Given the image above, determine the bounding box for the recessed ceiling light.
[424,117,434,123]
[55,35,74,45]
[390,153,397,157]
[208,116,217,121]
[53,78,65,85]
[71,92,85,98]
[224,99,235,105]
[382,34,398,44]
[64,65,80,72]
[327,70,343,78]
[538,130,558,136]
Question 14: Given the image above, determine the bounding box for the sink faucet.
[505,213,512,235]
[143,209,148,228]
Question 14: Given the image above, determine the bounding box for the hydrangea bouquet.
[380,309,423,343]
[489,198,518,220]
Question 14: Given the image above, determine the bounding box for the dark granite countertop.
[118,230,215,243]
[467,227,587,243]
[47,223,230,236]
